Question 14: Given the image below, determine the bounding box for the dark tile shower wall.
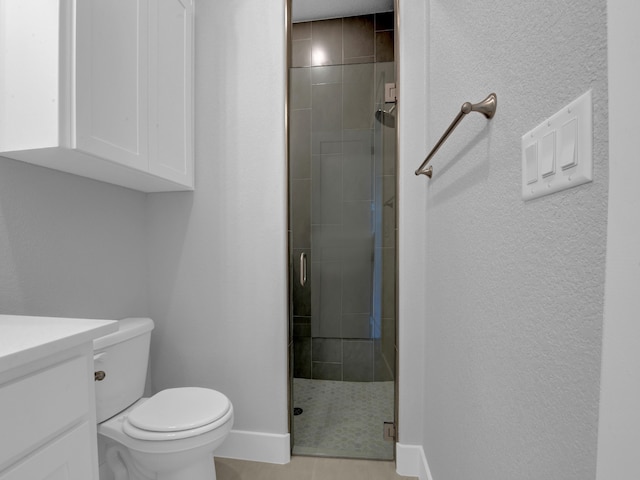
[290,12,396,382]
[292,13,394,68]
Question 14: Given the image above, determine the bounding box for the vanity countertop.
[0,315,118,374]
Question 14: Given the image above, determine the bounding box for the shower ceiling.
[292,0,394,22]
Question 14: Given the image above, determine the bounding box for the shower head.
[375,104,396,128]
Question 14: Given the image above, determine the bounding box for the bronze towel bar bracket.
[415,93,497,178]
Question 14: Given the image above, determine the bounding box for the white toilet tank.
[93,317,154,423]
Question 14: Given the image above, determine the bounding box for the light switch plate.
[521,90,592,201]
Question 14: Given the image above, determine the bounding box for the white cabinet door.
[148,0,194,188]
[0,423,94,480]
[0,0,60,152]
[76,0,149,172]
[0,0,194,192]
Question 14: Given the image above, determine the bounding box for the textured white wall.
[0,157,148,319]
[146,0,289,437]
[418,1,608,479]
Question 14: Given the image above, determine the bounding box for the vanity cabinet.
[0,316,117,480]
[0,0,194,192]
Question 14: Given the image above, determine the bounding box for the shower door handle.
[299,252,307,287]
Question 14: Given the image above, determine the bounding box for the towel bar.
[415,93,497,178]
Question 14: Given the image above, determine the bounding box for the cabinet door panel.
[148,0,194,187]
[0,423,94,480]
[0,0,60,152]
[0,356,89,470]
[76,0,148,170]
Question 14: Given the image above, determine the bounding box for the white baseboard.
[215,429,291,465]
[396,443,433,480]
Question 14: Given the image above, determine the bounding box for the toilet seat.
[123,387,232,441]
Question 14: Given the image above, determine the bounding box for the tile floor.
[215,456,416,480]
[292,378,395,459]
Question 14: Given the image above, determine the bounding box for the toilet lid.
[126,387,231,432]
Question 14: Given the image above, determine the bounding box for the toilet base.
[104,441,218,480]
[98,395,233,480]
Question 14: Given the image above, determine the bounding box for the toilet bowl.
[93,318,233,480]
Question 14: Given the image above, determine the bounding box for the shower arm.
[415,93,497,178]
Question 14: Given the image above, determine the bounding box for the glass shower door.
[288,14,396,461]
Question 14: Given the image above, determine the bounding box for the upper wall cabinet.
[0,0,194,192]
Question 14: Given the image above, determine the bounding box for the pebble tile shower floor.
[292,378,395,460]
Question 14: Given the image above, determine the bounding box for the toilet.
[93,318,233,480]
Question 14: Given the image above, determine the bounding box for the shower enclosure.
[288,12,397,460]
